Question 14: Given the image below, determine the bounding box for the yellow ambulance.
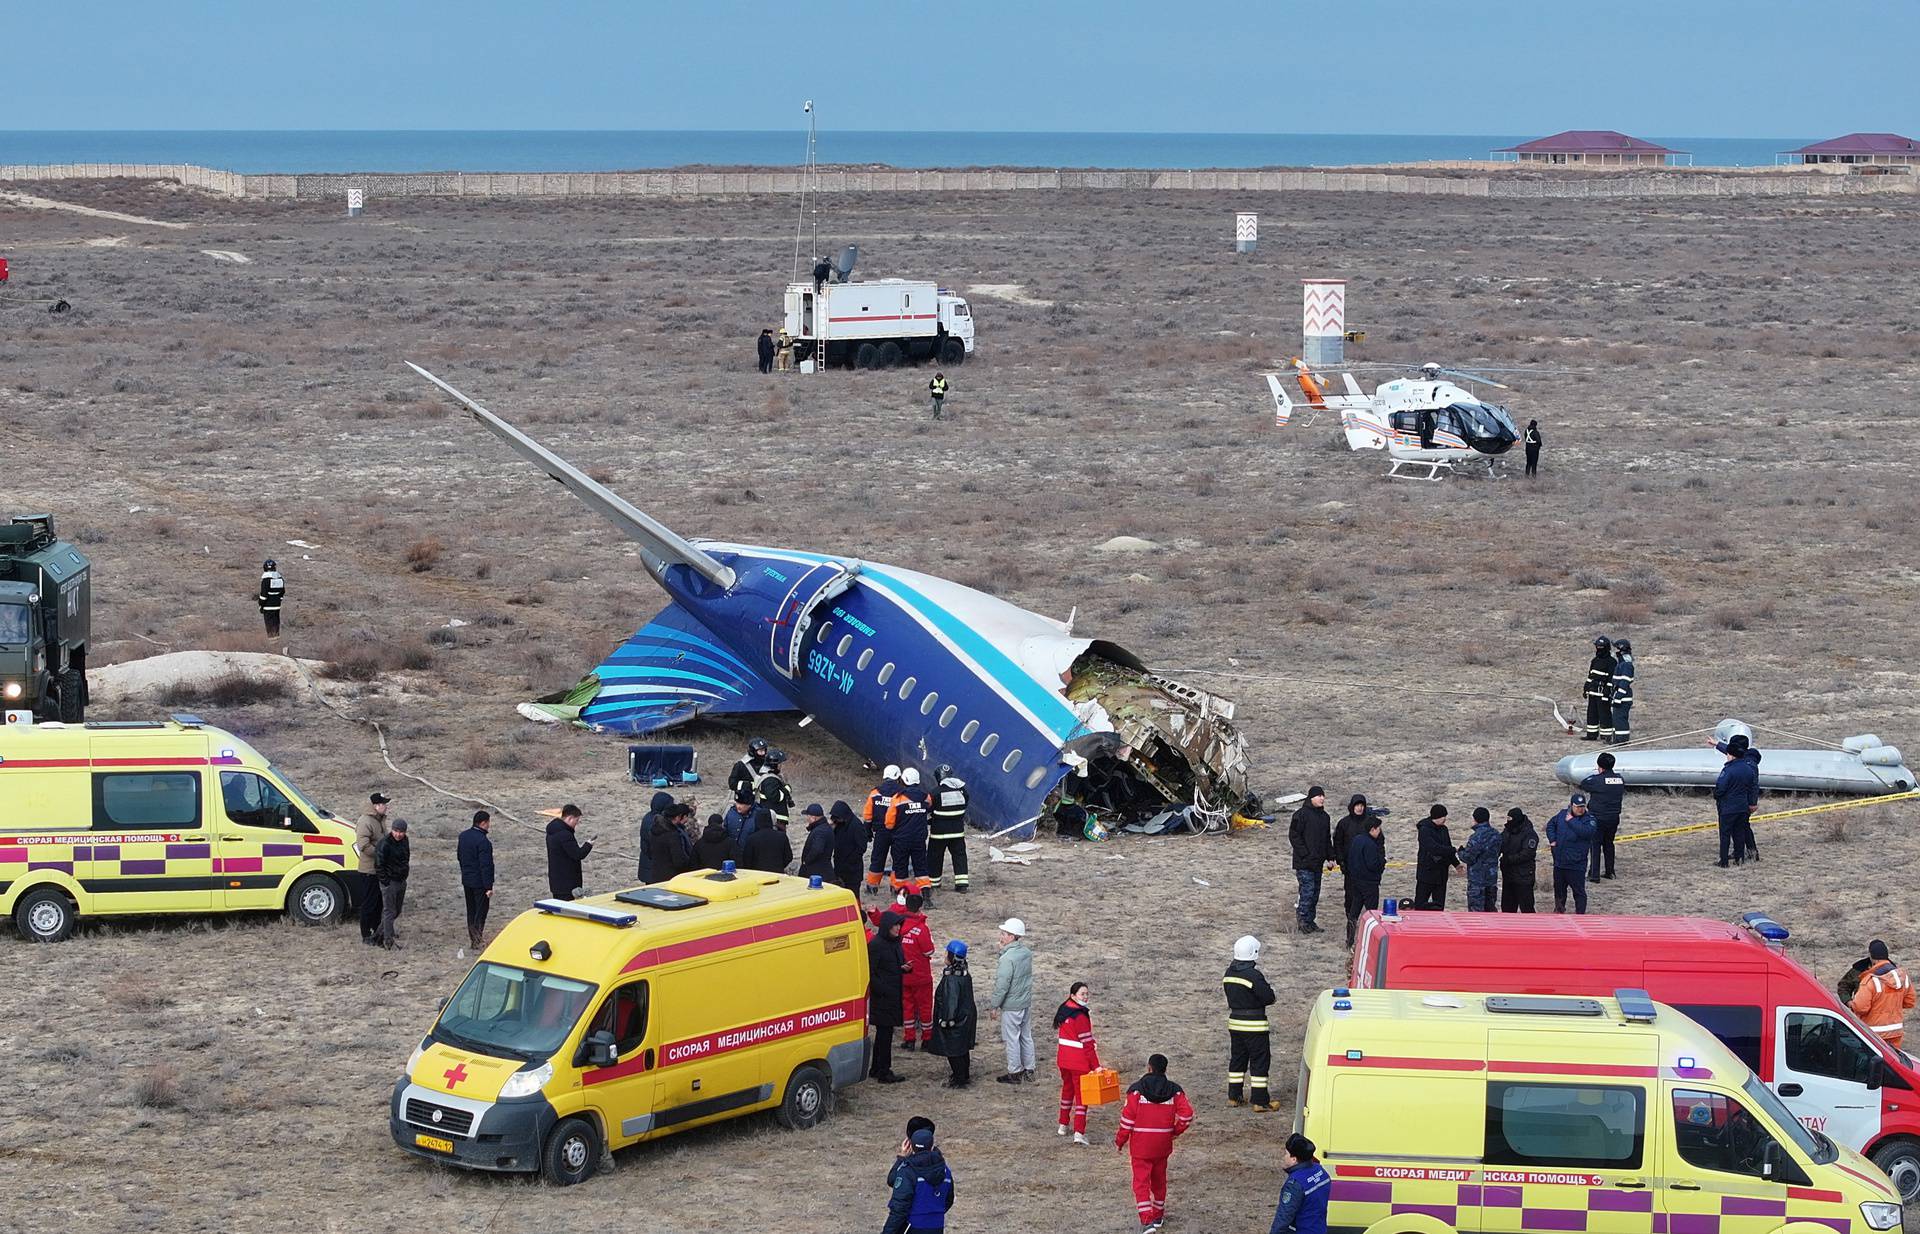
[390,866,870,1184]
[1298,987,1904,1234]
[0,714,355,941]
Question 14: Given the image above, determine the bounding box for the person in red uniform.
[1114,1053,1194,1232]
[898,892,937,1051]
[1054,981,1100,1144]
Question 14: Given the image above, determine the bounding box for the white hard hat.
[901,767,921,786]
[1233,935,1261,962]
[883,764,902,780]
[999,917,1027,937]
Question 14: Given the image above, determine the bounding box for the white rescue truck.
[783,277,974,370]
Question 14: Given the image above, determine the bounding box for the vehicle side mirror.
[584,1030,617,1068]
[1868,1061,1885,1091]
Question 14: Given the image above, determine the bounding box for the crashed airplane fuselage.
[412,364,1252,832]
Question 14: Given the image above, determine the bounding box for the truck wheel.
[776,1064,832,1131]
[15,888,77,942]
[876,342,902,369]
[542,1116,601,1185]
[940,338,966,366]
[854,343,878,369]
[56,667,85,723]
[1870,1138,1920,1203]
[286,873,344,926]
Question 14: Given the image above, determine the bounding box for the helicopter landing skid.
[1387,457,1451,481]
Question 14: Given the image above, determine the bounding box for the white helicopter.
[1264,358,1541,481]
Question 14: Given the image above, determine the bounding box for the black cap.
[1594,636,1611,648]
[909,1127,935,1151]
[1871,939,1890,960]
[1429,804,1448,820]
[1286,1133,1316,1160]
[1718,734,1751,756]
[389,818,408,832]
[802,803,825,818]
[905,1115,935,1138]
[1307,786,1325,800]
[369,792,390,805]
[1507,807,1528,823]
[734,789,755,805]
[1569,793,1588,806]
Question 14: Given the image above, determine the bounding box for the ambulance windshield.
[1742,1073,1832,1163]
[436,963,598,1061]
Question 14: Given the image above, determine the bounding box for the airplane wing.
[408,362,737,591]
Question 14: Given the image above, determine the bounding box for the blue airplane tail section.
[575,602,797,734]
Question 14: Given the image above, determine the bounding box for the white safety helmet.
[883,764,902,780]
[1233,935,1261,962]
[999,918,1027,937]
[901,767,921,787]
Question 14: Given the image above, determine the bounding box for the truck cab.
[0,515,89,722]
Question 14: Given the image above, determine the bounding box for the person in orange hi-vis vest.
[1114,1053,1195,1233]
[863,766,902,896]
[1054,981,1100,1144]
[1851,940,1915,1051]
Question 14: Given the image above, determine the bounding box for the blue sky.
[10,0,1912,135]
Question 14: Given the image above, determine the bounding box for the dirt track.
[2,178,1918,1233]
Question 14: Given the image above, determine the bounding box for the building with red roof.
[1781,133,1920,166]
[1492,130,1689,167]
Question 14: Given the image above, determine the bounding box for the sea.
[0,131,1811,173]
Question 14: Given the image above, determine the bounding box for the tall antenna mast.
[791,100,818,282]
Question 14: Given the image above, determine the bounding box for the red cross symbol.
[444,1062,469,1089]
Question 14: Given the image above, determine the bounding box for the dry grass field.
[3,177,1919,1233]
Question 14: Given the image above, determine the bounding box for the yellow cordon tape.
[1364,789,1919,872]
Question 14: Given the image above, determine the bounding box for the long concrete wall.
[1,161,1912,201]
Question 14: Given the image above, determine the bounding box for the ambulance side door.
[577,979,657,1147]
[1660,1085,1807,1227]
[88,767,212,911]
[215,770,314,909]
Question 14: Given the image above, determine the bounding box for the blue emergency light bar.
[533,899,637,928]
[1737,911,1791,942]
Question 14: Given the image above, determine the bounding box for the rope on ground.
[281,649,640,862]
[1162,666,1576,732]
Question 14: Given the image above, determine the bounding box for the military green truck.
[0,515,90,722]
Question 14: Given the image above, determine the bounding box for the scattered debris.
[201,250,252,264]
[285,539,317,549]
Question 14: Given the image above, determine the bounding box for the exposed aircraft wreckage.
[411,364,1254,837]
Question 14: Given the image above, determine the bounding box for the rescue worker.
[1412,804,1462,910]
[456,809,494,951]
[829,799,868,891]
[865,764,903,896]
[868,911,910,1084]
[1609,638,1635,744]
[989,917,1037,1084]
[928,371,950,419]
[741,810,793,873]
[374,818,410,949]
[1583,636,1616,741]
[775,327,794,372]
[887,768,934,901]
[926,940,978,1088]
[899,892,936,1051]
[257,559,286,637]
[1114,1053,1195,1233]
[1580,750,1628,881]
[1459,807,1501,912]
[1287,787,1333,934]
[1850,940,1914,1051]
[881,1125,954,1234]
[649,803,697,879]
[728,737,773,799]
[1712,733,1762,867]
[1223,935,1279,1110]
[1269,1133,1332,1234]
[797,803,835,881]
[1523,419,1542,477]
[545,803,593,900]
[1546,793,1596,914]
[755,748,794,827]
[756,327,775,374]
[1345,815,1386,947]
[352,791,392,944]
[691,811,737,868]
[1500,807,1539,913]
[1054,981,1100,1145]
[928,764,971,893]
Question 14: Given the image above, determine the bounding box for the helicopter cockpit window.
[1448,403,1510,441]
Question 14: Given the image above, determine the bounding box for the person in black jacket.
[830,799,868,891]
[869,911,910,1083]
[742,813,794,873]
[375,818,411,949]
[797,803,836,882]
[456,810,495,950]
[690,812,736,870]
[1334,794,1378,943]
[1500,808,1540,913]
[637,790,673,883]
[648,804,696,881]
[1288,787,1333,934]
[545,804,593,900]
[756,328,775,374]
[1345,816,1385,947]
[925,940,978,1088]
[1580,751,1627,881]
[1524,419,1542,476]
[1412,804,1463,911]
[1224,935,1279,1110]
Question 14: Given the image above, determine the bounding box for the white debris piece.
[1096,536,1160,554]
